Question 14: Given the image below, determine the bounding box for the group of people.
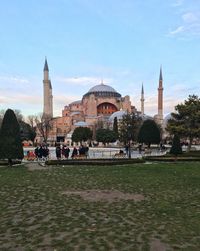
[55,145,70,160]
[34,145,50,160]
[26,144,90,161]
[55,144,89,160]
[71,145,89,159]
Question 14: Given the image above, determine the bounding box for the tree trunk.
[8,158,13,166]
[174,155,178,162]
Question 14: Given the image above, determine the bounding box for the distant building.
[35,59,164,144]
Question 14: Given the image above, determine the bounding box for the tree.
[138,119,161,148]
[113,117,119,139]
[72,127,93,143]
[0,109,24,165]
[170,134,182,158]
[27,115,37,129]
[35,113,52,143]
[13,109,24,122]
[167,95,200,151]
[96,128,117,145]
[20,121,36,142]
[0,110,36,143]
[119,113,142,144]
[0,109,23,128]
[0,109,5,127]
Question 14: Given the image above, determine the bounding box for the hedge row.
[145,156,200,162]
[0,160,22,166]
[46,158,145,166]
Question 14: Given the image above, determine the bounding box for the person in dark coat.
[71,147,78,158]
[38,146,43,159]
[34,146,39,160]
[65,146,70,159]
[62,145,70,159]
[56,145,61,160]
[43,146,49,160]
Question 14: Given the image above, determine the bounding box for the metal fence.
[23,147,167,161]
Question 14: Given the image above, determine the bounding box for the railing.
[23,147,167,161]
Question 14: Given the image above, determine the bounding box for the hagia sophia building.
[36,59,164,145]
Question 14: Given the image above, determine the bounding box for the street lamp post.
[128,124,131,159]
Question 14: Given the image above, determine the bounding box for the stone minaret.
[158,66,163,123]
[43,58,53,118]
[140,83,145,115]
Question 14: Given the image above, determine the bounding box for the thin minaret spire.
[43,57,53,118]
[140,83,145,115]
[44,57,49,72]
[158,65,163,123]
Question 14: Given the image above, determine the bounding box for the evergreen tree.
[72,127,93,143]
[0,109,24,165]
[119,113,142,144]
[19,120,36,142]
[113,117,119,139]
[167,95,200,151]
[170,134,182,156]
[96,128,117,145]
[137,119,161,148]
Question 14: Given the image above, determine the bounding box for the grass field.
[0,162,200,250]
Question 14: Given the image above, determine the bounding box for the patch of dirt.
[61,190,145,202]
[24,162,47,171]
[150,238,169,251]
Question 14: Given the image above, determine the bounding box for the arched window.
[97,102,118,115]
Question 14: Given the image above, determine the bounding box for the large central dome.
[88,84,117,93]
[83,83,121,98]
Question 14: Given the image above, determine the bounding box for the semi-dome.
[74,121,90,127]
[139,114,154,121]
[109,110,127,122]
[83,83,121,98]
[163,113,172,127]
[69,100,81,105]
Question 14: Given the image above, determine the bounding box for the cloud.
[182,12,199,23]
[0,75,29,85]
[169,26,184,35]
[55,76,113,86]
[171,0,184,7]
[169,11,200,37]
[53,95,81,116]
[0,93,42,105]
[0,74,42,115]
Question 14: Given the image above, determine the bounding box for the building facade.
[36,59,164,145]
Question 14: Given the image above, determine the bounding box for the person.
[26,151,30,161]
[34,146,39,160]
[43,146,49,160]
[65,146,70,159]
[61,145,66,159]
[125,145,129,156]
[62,145,70,159]
[79,145,85,155]
[38,145,43,160]
[71,146,78,158]
[85,145,89,158]
[27,151,36,161]
[138,144,142,154]
[55,145,61,160]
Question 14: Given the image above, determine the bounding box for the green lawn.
[0,162,200,250]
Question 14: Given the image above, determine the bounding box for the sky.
[0,0,200,118]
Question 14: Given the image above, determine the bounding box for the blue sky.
[0,0,200,118]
